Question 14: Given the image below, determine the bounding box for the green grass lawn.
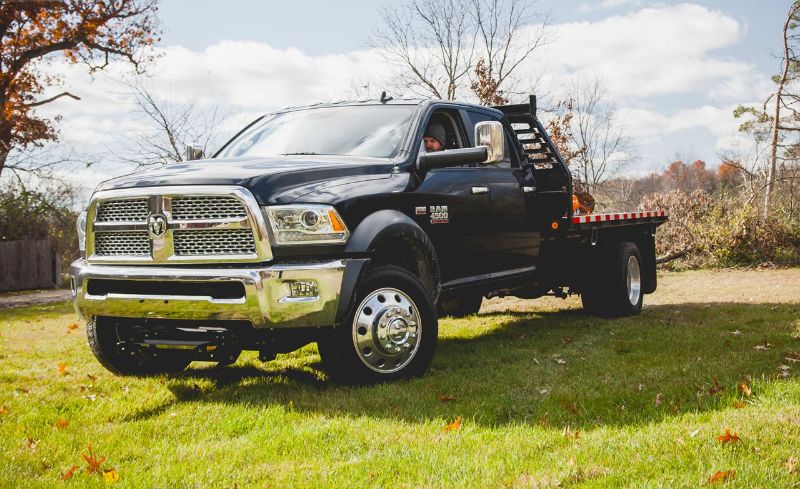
[1,269,799,488]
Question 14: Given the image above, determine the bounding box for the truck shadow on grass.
[150,301,799,429]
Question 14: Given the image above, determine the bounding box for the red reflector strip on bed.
[571,210,668,224]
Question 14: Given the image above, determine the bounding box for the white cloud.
[527,4,758,101]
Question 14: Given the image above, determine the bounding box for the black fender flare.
[336,210,440,322]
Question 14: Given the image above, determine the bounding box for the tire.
[437,294,482,318]
[581,242,644,317]
[317,265,438,384]
[87,317,191,376]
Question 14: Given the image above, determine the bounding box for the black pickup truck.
[70,95,667,383]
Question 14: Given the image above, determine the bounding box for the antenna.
[380,91,393,104]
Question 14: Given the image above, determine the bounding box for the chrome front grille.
[87,186,272,264]
[173,229,256,256]
[171,196,247,221]
[95,231,150,256]
[96,198,149,222]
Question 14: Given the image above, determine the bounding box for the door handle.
[523,186,536,193]
[471,186,489,195]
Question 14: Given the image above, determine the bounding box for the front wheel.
[581,242,644,317]
[318,265,438,384]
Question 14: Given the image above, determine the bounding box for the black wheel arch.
[344,209,440,302]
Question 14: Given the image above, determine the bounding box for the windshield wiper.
[281,152,321,155]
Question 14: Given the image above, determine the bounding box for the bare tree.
[734,2,800,218]
[115,80,229,167]
[470,0,548,103]
[373,0,548,103]
[568,76,636,194]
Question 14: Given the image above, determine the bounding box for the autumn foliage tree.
[0,0,160,177]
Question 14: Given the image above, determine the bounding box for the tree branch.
[22,91,81,107]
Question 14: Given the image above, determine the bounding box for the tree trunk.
[765,86,782,218]
[0,147,8,178]
[764,2,798,219]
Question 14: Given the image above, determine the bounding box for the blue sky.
[34,0,793,191]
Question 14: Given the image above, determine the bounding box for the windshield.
[218,105,417,159]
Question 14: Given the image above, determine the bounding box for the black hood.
[95,156,397,205]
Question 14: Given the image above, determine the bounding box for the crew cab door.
[462,109,540,273]
[410,108,495,282]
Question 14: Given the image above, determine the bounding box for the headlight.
[76,210,87,252]
[265,205,349,245]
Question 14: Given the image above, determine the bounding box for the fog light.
[286,280,319,299]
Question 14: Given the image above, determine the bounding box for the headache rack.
[495,95,573,220]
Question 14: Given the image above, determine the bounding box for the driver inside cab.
[423,122,446,152]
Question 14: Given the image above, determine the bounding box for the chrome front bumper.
[69,259,347,328]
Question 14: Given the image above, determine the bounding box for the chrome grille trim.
[95,231,150,256]
[171,196,247,221]
[174,229,256,256]
[95,198,149,223]
[85,186,273,264]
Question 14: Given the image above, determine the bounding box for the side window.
[423,109,466,152]
[466,111,517,169]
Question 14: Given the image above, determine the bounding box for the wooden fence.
[0,240,60,292]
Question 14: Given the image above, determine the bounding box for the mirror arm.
[417,147,488,170]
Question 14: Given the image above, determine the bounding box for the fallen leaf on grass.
[24,437,38,450]
[66,323,79,333]
[57,363,69,376]
[754,342,772,351]
[730,330,742,336]
[562,337,573,345]
[690,428,701,438]
[562,427,580,439]
[102,468,119,484]
[655,393,663,406]
[0,405,8,416]
[786,351,800,363]
[787,456,797,474]
[532,357,539,365]
[437,394,456,402]
[61,465,79,480]
[717,429,740,444]
[82,444,106,474]
[707,469,735,484]
[554,356,566,365]
[87,374,98,382]
[539,388,550,396]
[733,401,746,409]
[778,365,791,378]
[444,416,462,432]
[738,383,752,397]
[54,419,69,429]
[709,377,724,395]
[562,401,579,415]
[83,395,97,401]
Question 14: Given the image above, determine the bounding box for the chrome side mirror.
[474,121,505,164]
[185,144,204,161]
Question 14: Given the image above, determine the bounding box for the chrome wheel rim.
[352,287,421,374]
[627,255,641,305]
